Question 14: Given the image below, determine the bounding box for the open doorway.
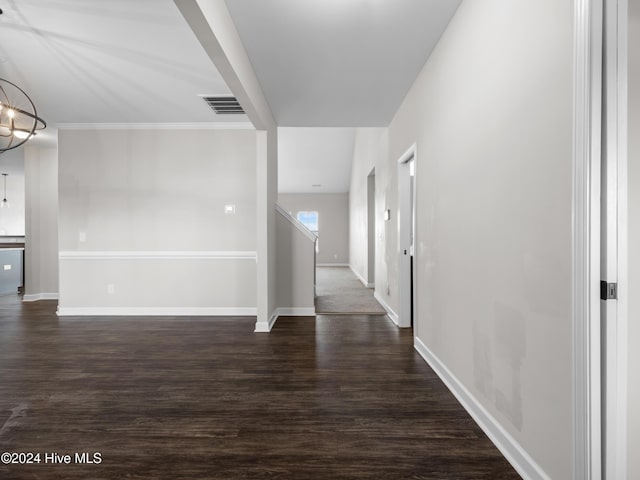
[397,145,416,329]
[313,167,384,314]
[367,168,375,287]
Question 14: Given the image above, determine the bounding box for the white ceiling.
[225,0,461,126]
[278,128,355,193]
[1,1,461,193]
[0,0,248,125]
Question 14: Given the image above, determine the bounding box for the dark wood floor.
[0,295,520,479]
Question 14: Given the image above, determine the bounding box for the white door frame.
[573,0,604,478]
[602,0,628,477]
[367,168,376,287]
[397,143,417,329]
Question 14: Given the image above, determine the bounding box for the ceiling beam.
[174,0,275,131]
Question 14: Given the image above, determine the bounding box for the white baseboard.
[373,291,400,326]
[57,307,257,317]
[23,293,59,302]
[349,265,374,288]
[254,306,316,332]
[276,307,315,317]
[413,336,550,480]
[254,310,279,333]
[317,263,349,267]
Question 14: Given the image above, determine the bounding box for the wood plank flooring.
[0,296,520,479]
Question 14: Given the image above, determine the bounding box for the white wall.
[349,128,388,292]
[0,149,26,236]
[57,128,257,314]
[278,193,348,265]
[275,208,316,313]
[277,127,355,194]
[349,1,575,477]
[24,146,59,299]
[627,0,640,476]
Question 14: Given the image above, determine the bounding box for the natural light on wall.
[297,211,319,253]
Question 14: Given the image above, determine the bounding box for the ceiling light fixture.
[1,173,8,208]
[12,129,31,140]
[0,78,47,153]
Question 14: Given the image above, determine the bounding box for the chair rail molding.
[56,122,255,130]
[59,251,257,261]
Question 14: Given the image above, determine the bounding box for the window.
[297,211,319,253]
[296,211,318,233]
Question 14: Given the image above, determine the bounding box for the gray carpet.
[315,267,387,315]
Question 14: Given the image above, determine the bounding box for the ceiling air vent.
[201,96,245,115]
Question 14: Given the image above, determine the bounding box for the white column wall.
[24,146,59,300]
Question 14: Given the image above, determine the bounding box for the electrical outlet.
[79,231,86,242]
[224,204,236,215]
[3,264,11,271]
[334,254,338,260]
[107,284,115,295]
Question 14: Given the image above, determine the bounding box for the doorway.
[367,168,376,287]
[397,144,416,329]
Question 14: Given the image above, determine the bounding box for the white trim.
[414,337,550,480]
[56,122,255,130]
[275,204,318,242]
[614,0,629,475]
[317,263,349,267]
[573,0,603,478]
[254,309,278,332]
[56,307,257,317]
[602,0,628,477]
[276,307,315,317]
[349,265,374,288]
[23,293,59,302]
[0,247,24,252]
[253,307,315,332]
[59,251,257,261]
[397,143,418,166]
[373,291,400,327]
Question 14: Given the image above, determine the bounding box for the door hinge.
[600,281,617,300]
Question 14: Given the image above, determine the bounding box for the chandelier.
[0,78,47,153]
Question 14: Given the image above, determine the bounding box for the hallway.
[315,267,386,315]
[0,296,519,479]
